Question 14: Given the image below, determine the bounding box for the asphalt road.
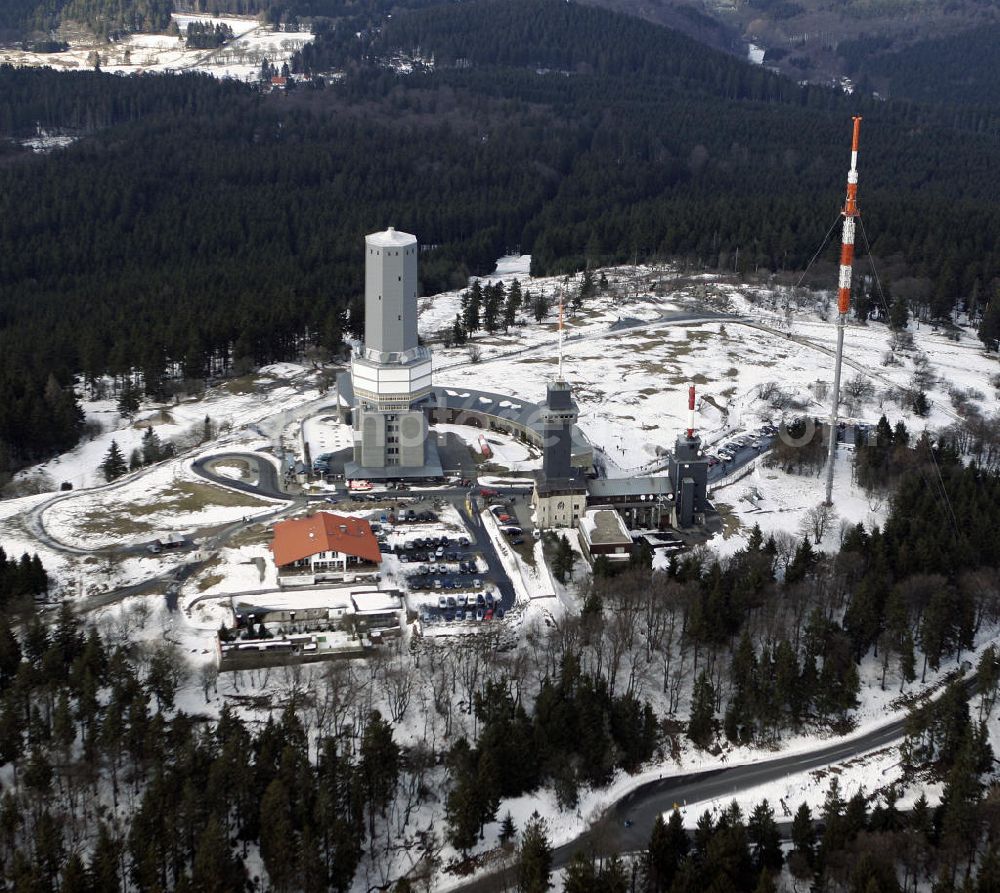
[452,673,978,893]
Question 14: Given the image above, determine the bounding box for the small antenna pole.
[558,289,565,379]
[825,116,862,507]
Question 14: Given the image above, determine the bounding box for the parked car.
[476,608,485,621]
[511,537,525,545]
[438,596,448,609]
[434,579,443,589]
[458,536,470,547]
[474,578,483,588]
[480,487,498,497]
[447,595,457,608]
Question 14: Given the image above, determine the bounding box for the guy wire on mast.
[824,116,863,507]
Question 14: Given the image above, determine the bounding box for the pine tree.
[688,670,715,748]
[504,279,523,329]
[647,810,687,892]
[463,282,482,334]
[259,779,296,892]
[790,802,816,867]
[445,739,482,855]
[563,852,596,893]
[979,294,1000,351]
[499,811,517,846]
[191,815,246,893]
[753,868,777,893]
[889,293,909,330]
[117,382,140,418]
[359,710,399,836]
[100,440,127,482]
[574,269,594,310]
[532,290,549,323]
[517,811,552,893]
[748,800,782,873]
[141,426,163,464]
[0,616,22,688]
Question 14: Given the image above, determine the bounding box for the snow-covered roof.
[578,507,631,547]
[366,227,416,248]
[587,476,673,499]
[351,590,403,615]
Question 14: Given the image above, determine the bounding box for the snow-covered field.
[0,12,313,84]
[421,261,996,552]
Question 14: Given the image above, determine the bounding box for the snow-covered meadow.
[0,12,313,84]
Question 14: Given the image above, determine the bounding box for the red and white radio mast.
[825,116,862,506]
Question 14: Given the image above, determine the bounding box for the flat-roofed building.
[578,507,634,564]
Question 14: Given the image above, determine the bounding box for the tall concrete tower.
[350,228,434,474]
[364,227,419,356]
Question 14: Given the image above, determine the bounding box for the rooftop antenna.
[686,382,696,439]
[824,116,862,507]
[558,288,565,380]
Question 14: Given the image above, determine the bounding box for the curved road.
[450,695,953,892]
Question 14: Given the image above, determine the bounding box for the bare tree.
[801,502,838,545]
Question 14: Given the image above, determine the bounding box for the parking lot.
[372,499,516,629]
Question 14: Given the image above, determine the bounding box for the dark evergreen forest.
[3,0,1000,473]
[840,23,1000,108]
[0,0,172,35]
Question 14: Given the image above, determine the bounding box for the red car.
[479,487,498,498]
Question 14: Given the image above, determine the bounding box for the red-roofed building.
[270,513,381,575]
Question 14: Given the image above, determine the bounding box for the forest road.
[450,682,975,892]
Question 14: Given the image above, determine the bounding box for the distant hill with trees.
[0,0,172,36]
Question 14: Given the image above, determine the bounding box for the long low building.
[585,476,674,528]
[336,372,593,472]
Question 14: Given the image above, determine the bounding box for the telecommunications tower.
[824,116,862,506]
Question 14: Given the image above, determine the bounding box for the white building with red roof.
[270,512,382,576]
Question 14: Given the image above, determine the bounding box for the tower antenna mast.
[824,116,862,506]
[558,288,565,380]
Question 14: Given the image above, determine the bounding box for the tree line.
[0,546,48,609]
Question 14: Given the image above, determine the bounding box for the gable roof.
[270,513,382,566]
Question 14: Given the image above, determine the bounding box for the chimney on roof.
[340,524,348,532]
